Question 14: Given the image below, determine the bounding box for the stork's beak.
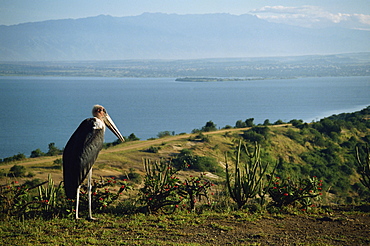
[103,114,125,142]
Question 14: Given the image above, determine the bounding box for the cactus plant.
[225,140,275,209]
[139,159,182,213]
[356,144,370,192]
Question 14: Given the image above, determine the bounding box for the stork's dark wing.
[62,118,104,199]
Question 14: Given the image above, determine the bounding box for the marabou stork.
[63,105,125,220]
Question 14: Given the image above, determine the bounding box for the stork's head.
[92,105,125,142]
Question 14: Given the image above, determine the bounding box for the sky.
[1,0,370,29]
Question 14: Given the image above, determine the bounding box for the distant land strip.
[175,77,266,82]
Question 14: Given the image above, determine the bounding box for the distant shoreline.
[175,77,294,82]
[1,53,369,78]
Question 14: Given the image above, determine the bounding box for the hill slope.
[1,105,369,205]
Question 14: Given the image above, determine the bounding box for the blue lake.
[0,76,369,159]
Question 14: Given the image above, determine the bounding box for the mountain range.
[0,13,369,61]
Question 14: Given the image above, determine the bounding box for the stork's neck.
[93,117,106,131]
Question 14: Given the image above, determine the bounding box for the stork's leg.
[75,185,81,219]
[87,169,96,220]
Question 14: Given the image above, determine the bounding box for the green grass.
[0,212,231,245]
[1,208,369,245]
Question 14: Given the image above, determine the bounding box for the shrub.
[235,120,247,128]
[289,119,304,128]
[191,156,222,173]
[46,143,62,156]
[139,159,183,214]
[1,153,26,163]
[242,126,270,143]
[267,176,323,210]
[30,148,45,158]
[263,119,271,126]
[0,179,48,219]
[53,158,62,165]
[127,133,140,141]
[285,129,304,144]
[201,121,217,132]
[241,131,265,143]
[245,118,255,127]
[8,165,27,177]
[157,131,172,138]
[146,146,161,153]
[173,149,221,174]
[174,149,193,167]
[198,132,210,142]
[104,139,122,148]
[313,118,341,136]
[77,177,131,213]
[274,119,286,125]
[178,173,215,212]
[122,168,142,184]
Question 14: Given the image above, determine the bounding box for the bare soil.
[119,209,370,245]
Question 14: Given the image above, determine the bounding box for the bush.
[157,131,172,138]
[23,178,43,188]
[77,177,132,213]
[46,143,62,156]
[191,156,222,173]
[127,172,142,184]
[235,120,247,128]
[313,118,341,136]
[8,165,27,177]
[1,153,26,163]
[190,132,210,142]
[267,176,323,210]
[172,149,196,171]
[245,118,255,127]
[274,119,286,125]
[289,119,304,128]
[201,121,217,132]
[284,129,304,144]
[242,131,263,143]
[242,126,270,143]
[127,133,140,141]
[263,119,271,126]
[122,168,142,184]
[173,149,222,174]
[178,173,215,212]
[30,148,45,158]
[139,159,183,214]
[223,125,233,129]
[0,179,45,219]
[146,146,161,153]
[104,139,122,148]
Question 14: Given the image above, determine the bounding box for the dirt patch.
[120,210,370,245]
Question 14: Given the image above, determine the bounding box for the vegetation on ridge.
[0,106,370,245]
[1,106,369,207]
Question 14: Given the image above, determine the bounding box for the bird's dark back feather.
[62,118,104,199]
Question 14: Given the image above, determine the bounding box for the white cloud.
[250,5,370,30]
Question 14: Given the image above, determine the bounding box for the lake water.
[0,76,369,159]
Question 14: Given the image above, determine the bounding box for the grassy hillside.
[1,106,370,206]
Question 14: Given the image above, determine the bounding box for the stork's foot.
[88,216,98,221]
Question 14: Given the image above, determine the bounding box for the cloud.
[250,5,370,30]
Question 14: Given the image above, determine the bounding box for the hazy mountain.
[0,13,369,61]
